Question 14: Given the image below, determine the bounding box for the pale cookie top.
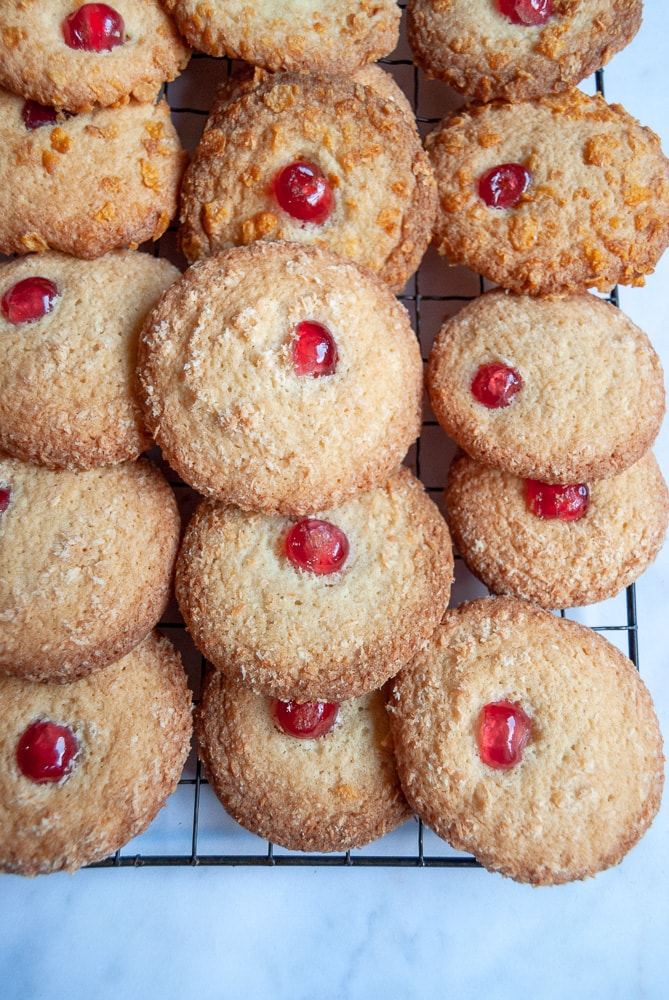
[0,0,190,113]
[176,467,454,703]
[0,632,192,876]
[426,289,665,483]
[444,450,669,609]
[407,0,642,103]
[138,242,424,515]
[178,71,436,292]
[196,671,411,854]
[388,596,665,885]
[0,250,179,470]
[0,88,187,259]
[160,0,400,73]
[426,88,669,295]
[0,455,180,683]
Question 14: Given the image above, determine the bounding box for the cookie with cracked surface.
[177,70,435,292]
[0,87,186,259]
[426,289,665,483]
[196,670,411,854]
[137,242,423,515]
[407,0,642,103]
[388,596,665,885]
[0,631,192,876]
[176,467,454,703]
[426,88,669,295]
[0,0,190,113]
[160,0,399,74]
[0,454,180,683]
[0,250,179,470]
[444,450,669,609]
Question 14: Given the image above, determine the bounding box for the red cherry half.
[1,277,59,324]
[292,320,338,377]
[16,719,80,784]
[479,163,531,208]
[497,0,553,26]
[62,4,125,52]
[525,480,590,521]
[478,701,532,769]
[285,519,349,575]
[471,362,523,409]
[273,161,334,225]
[0,487,10,516]
[273,699,339,739]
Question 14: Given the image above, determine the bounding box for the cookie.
[196,670,411,854]
[388,596,665,885]
[0,631,192,876]
[137,242,423,515]
[0,250,179,470]
[177,70,436,292]
[0,454,181,683]
[160,0,400,74]
[407,0,642,103]
[0,88,186,259]
[176,467,454,702]
[444,450,669,609]
[0,1,190,113]
[426,289,665,484]
[426,88,669,295]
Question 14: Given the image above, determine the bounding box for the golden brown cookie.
[176,467,454,702]
[0,1,190,113]
[0,250,179,470]
[177,71,435,292]
[137,242,423,515]
[0,87,187,259]
[426,289,665,483]
[444,450,669,609]
[426,88,669,295]
[407,0,642,103]
[160,0,400,74]
[0,631,192,876]
[0,454,180,683]
[388,596,665,885]
[196,670,411,854]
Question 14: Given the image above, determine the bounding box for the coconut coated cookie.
[426,289,665,484]
[160,0,400,74]
[177,71,436,292]
[444,450,669,609]
[426,88,669,295]
[0,88,186,259]
[196,670,411,854]
[176,467,454,702]
[0,631,192,876]
[137,242,423,515]
[407,0,642,103]
[0,0,190,113]
[0,454,180,683]
[388,596,665,885]
[0,250,179,470]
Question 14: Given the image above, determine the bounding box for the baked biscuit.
[444,450,669,609]
[160,0,400,74]
[0,455,180,683]
[426,289,665,483]
[177,71,435,292]
[388,596,665,885]
[137,243,423,515]
[0,1,190,113]
[426,88,669,294]
[176,468,454,702]
[196,671,411,854]
[0,631,192,876]
[407,0,642,103]
[0,88,186,259]
[0,250,179,470]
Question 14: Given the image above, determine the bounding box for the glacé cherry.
[285,519,349,575]
[16,719,80,784]
[62,3,125,51]
[471,362,523,408]
[478,700,532,769]
[273,161,334,225]
[292,320,338,377]
[479,163,531,208]
[497,0,553,26]
[22,100,59,130]
[525,480,590,521]
[0,487,10,516]
[273,699,339,739]
[1,277,59,324]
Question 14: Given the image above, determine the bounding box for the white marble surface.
[2,5,669,999]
